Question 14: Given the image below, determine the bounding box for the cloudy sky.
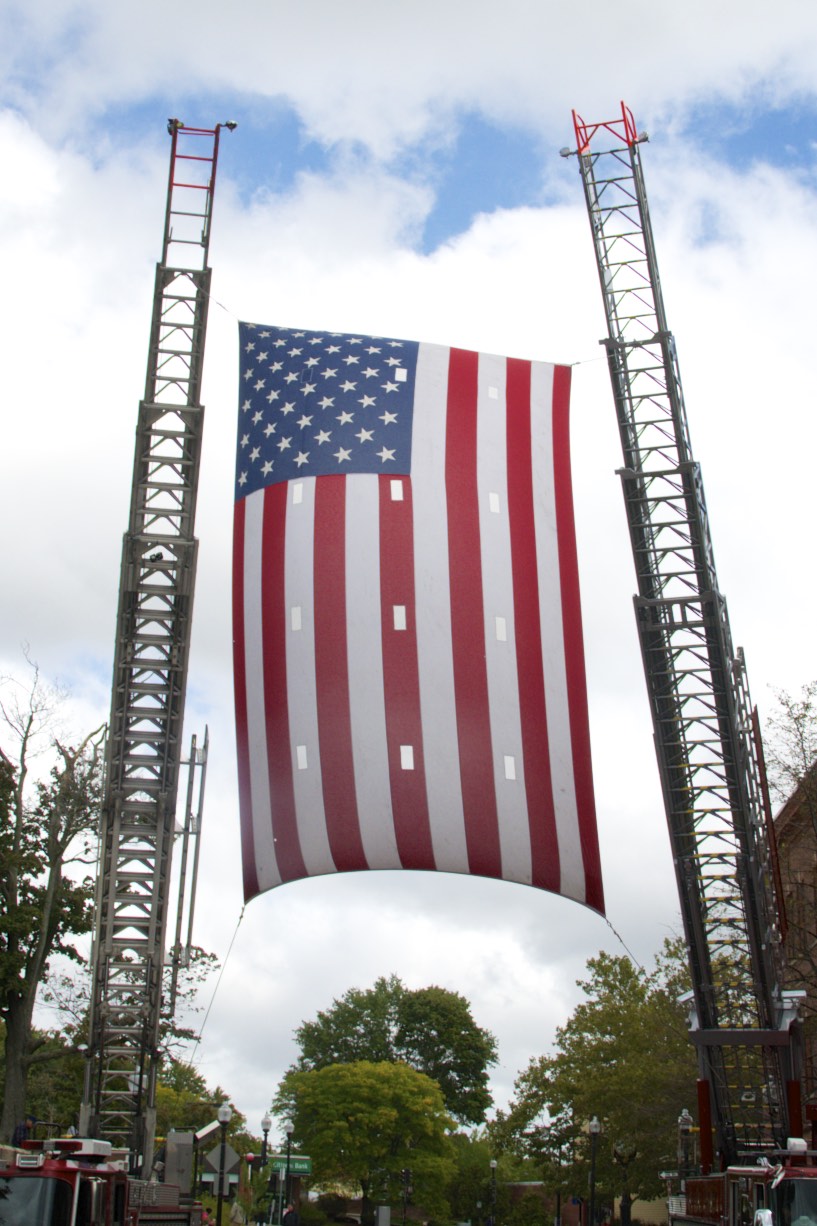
[3,0,817,1145]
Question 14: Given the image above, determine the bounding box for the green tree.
[283,1060,455,1224]
[396,986,496,1124]
[763,681,817,1100]
[0,1022,84,1135]
[286,976,497,1124]
[0,665,104,1143]
[154,1061,237,1138]
[296,975,401,1068]
[445,1131,500,1226]
[765,682,817,828]
[493,940,697,1219]
[2,933,219,1142]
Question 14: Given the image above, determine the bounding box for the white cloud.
[4,1,817,155]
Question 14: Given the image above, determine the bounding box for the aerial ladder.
[565,103,803,1169]
[79,119,234,1174]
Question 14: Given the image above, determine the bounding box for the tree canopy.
[284,975,497,1124]
[765,681,817,822]
[285,1060,455,1220]
[0,662,219,1144]
[154,1060,247,1140]
[0,664,104,1142]
[445,1130,510,1226]
[764,680,817,1100]
[492,940,697,1214]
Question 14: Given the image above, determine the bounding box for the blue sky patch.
[679,97,817,173]
[88,99,555,251]
[405,113,549,252]
[87,93,331,193]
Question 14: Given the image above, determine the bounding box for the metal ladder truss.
[80,120,233,1173]
[569,103,801,1161]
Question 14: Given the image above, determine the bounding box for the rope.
[190,905,246,1057]
[604,916,646,974]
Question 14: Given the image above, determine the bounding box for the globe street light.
[284,1121,294,1208]
[216,1102,233,1226]
[261,1114,272,1167]
[588,1117,601,1226]
[245,1153,258,1219]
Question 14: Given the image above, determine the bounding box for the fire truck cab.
[0,1138,200,1226]
[672,1142,817,1226]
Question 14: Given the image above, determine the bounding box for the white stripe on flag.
[284,477,336,876]
[346,473,401,866]
[411,342,470,871]
[530,361,583,901]
[243,490,279,888]
[477,351,532,885]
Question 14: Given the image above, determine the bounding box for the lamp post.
[245,1154,257,1220]
[401,1167,412,1226]
[678,1109,693,1189]
[261,1114,271,1167]
[549,1126,563,1226]
[216,1102,233,1226]
[284,1121,294,1209]
[490,1158,497,1226]
[588,1117,601,1226]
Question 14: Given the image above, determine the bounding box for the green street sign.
[271,1155,312,1175]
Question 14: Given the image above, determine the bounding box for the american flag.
[233,321,603,912]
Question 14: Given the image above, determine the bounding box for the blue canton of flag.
[236,322,419,499]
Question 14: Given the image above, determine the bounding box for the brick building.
[773,767,817,1113]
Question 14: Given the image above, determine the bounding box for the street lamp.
[400,1167,413,1226]
[678,1109,693,1188]
[490,1158,497,1226]
[284,1121,294,1208]
[588,1117,601,1226]
[261,1114,272,1167]
[216,1102,233,1226]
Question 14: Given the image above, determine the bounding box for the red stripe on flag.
[446,347,502,877]
[261,485,306,883]
[551,365,604,910]
[233,498,259,901]
[313,475,368,871]
[378,475,435,869]
[505,358,560,891]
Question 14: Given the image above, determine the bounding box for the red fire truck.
[0,1137,202,1226]
[670,1140,817,1226]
